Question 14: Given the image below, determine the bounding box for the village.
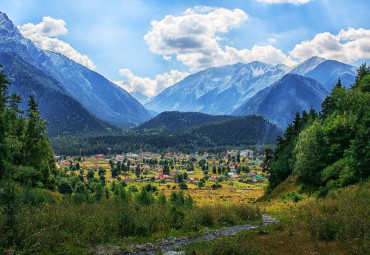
[55,149,268,204]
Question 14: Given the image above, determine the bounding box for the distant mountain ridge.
[52,114,283,155]
[290,57,356,89]
[135,111,236,133]
[130,91,150,105]
[232,74,329,128]
[145,57,356,118]
[0,52,114,136]
[0,11,152,128]
[183,115,282,146]
[145,61,286,114]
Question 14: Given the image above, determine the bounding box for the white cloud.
[19,16,67,37]
[255,0,314,4]
[114,69,189,97]
[163,55,172,61]
[144,6,297,70]
[18,17,96,70]
[290,27,370,63]
[267,38,276,44]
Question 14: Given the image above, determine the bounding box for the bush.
[179,182,188,190]
[58,179,73,195]
[135,188,155,205]
[305,183,369,251]
[169,206,184,229]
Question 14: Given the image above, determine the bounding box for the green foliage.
[267,67,370,194]
[282,192,303,203]
[306,183,369,252]
[135,188,155,205]
[179,182,188,190]
[51,115,281,156]
[58,179,73,195]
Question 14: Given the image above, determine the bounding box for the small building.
[159,174,170,179]
[95,154,106,160]
[126,153,139,159]
[186,178,199,184]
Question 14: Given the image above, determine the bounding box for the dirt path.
[95,215,278,255]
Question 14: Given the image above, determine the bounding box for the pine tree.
[135,164,141,178]
[352,63,370,89]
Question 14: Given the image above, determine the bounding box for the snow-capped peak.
[290,56,326,75]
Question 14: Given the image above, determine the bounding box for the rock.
[163,251,185,255]
[94,245,122,255]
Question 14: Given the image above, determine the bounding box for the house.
[142,165,150,170]
[158,174,170,179]
[186,178,199,184]
[95,154,106,160]
[211,175,219,181]
[64,161,71,167]
[126,153,139,159]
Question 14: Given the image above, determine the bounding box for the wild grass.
[0,187,261,254]
[182,181,370,255]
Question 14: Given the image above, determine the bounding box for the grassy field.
[61,153,267,205]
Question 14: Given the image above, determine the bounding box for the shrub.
[179,182,188,190]
[135,188,155,205]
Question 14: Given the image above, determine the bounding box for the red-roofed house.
[95,154,106,160]
[159,174,170,179]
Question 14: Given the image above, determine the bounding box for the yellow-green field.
[60,154,267,205]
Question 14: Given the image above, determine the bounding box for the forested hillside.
[52,115,281,155]
[135,111,235,133]
[264,64,370,195]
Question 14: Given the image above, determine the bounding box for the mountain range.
[0,11,359,135]
[145,62,287,114]
[232,74,329,128]
[0,52,115,136]
[144,56,356,128]
[0,11,152,130]
[52,114,282,155]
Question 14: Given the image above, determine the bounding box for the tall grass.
[182,182,370,255]
[304,182,369,253]
[0,188,261,254]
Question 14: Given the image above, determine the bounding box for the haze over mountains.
[0,11,359,134]
[144,56,356,128]
[0,52,114,135]
[232,74,329,128]
[0,11,152,130]
[145,62,287,115]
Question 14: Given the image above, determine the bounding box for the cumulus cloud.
[113,69,189,97]
[18,17,96,70]
[290,27,370,63]
[144,6,297,70]
[255,0,314,4]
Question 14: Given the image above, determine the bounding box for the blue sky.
[1,0,369,96]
